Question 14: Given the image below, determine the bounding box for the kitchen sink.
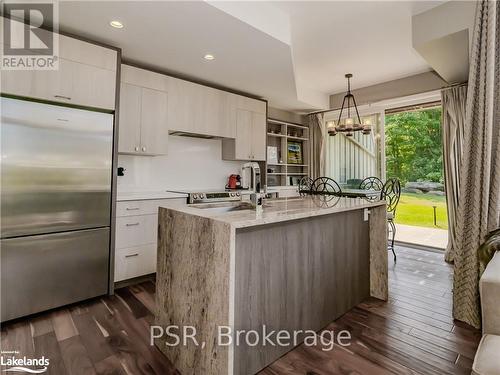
[189,201,255,213]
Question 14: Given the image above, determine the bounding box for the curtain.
[441,85,467,263]
[453,0,500,329]
[308,113,325,179]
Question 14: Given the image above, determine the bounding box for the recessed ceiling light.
[204,54,215,61]
[110,20,124,29]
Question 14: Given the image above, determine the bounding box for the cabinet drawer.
[114,244,156,282]
[115,214,157,248]
[116,198,186,217]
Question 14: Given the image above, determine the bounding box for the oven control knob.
[200,193,205,199]
[193,194,198,200]
[236,192,241,197]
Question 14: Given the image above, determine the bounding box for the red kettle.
[226,174,241,189]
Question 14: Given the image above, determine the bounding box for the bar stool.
[381,178,401,262]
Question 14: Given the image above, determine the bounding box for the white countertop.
[159,196,385,228]
[117,191,188,201]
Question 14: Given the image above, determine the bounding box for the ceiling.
[273,1,444,94]
[57,1,448,112]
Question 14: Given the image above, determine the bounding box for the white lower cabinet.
[115,244,157,283]
[114,198,185,282]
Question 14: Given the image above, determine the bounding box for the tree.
[385,108,443,185]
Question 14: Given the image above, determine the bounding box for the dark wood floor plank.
[104,295,178,375]
[329,319,459,375]
[30,315,54,337]
[94,356,127,375]
[265,341,390,375]
[70,303,115,364]
[115,288,149,319]
[1,320,35,357]
[358,298,454,331]
[59,335,96,375]
[388,298,454,324]
[389,292,453,312]
[389,284,453,306]
[336,315,459,364]
[34,332,68,375]
[129,284,156,315]
[52,309,79,342]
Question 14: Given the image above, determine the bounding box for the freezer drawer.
[1,228,110,321]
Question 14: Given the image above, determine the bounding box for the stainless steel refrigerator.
[1,97,113,321]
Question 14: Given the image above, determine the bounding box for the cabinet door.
[140,87,168,155]
[71,61,116,110]
[251,112,267,160]
[235,109,253,160]
[2,58,74,104]
[118,83,142,154]
[1,58,115,109]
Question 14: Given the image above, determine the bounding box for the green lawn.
[395,193,448,229]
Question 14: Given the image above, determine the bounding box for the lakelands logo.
[1,1,59,70]
[1,351,49,373]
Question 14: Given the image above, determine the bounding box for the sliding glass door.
[324,112,385,186]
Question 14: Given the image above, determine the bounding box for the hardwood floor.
[1,246,479,375]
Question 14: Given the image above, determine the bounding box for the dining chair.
[311,177,342,196]
[380,178,401,262]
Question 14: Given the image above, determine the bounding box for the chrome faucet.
[241,162,263,210]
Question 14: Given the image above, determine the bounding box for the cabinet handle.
[142,146,146,152]
[135,146,139,152]
[54,95,71,100]
[125,253,139,258]
[126,207,140,211]
[126,222,140,226]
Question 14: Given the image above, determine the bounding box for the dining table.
[338,188,382,199]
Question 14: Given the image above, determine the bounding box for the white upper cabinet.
[222,97,267,161]
[118,83,142,153]
[118,66,169,155]
[1,30,117,110]
[167,77,236,138]
[140,88,169,155]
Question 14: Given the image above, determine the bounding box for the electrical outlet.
[363,208,370,221]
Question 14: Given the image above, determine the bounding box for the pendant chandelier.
[327,74,371,137]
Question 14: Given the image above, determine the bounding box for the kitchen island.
[155,196,388,375]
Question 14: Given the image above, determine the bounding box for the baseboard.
[113,273,155,291]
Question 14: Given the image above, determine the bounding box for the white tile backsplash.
[117,135,243,192]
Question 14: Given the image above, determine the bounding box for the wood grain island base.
[155,197,388,375]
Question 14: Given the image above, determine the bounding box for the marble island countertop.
[159,196,385,228]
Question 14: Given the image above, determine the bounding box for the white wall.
[117,135,244,191]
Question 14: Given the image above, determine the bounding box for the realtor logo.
[1,1,58,70]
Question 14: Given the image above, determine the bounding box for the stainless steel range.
[168,190,242,204]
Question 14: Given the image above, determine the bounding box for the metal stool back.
[381,178,401,214]
[380,178,401,262]
[359,176,384,191]
[298,177,314,196]
[311,177,342,196]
